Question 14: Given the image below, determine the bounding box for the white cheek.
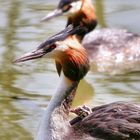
[69,1,82,14]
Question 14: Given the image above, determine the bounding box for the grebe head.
[14,26,89,81]
[42,0,97,39]
[42,0,84,21]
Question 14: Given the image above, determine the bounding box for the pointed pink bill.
[14,49,45,63]
[41,9,63,21]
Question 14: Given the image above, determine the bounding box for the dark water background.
[0,0,140,139]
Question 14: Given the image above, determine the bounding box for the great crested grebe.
[42,0,140,74]
[15,25,140,140]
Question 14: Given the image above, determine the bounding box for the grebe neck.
[35,73,79,140]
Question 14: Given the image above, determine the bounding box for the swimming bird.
[42,0,140,74]
[15,25,140,140]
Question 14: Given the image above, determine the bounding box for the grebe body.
[42,0,140,74]
[83,28,140,74]
[15,25,140,140]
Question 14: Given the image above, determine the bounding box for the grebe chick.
[42,0,140,74]
[15,26,140,140]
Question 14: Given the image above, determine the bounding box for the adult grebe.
[15,25,140,140]
[42,0,140,74]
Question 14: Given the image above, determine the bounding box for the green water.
[0,0,140,139]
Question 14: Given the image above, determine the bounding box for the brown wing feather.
[72,102,140,140]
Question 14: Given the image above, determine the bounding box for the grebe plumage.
[15,25,140,140]
[42,0,140,74]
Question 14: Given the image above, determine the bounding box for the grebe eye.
[62,5,72,12]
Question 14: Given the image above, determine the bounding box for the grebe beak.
[41,9,63,21]
[14,49,46,63]
[42,0,82,22]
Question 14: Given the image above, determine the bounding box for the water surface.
[0,0,140,139]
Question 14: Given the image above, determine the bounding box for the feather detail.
[55,61,62,76]
[56,36,90,81]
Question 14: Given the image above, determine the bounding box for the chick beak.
[41,9,63,21]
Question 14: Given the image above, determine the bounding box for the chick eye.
[62,5,72,12]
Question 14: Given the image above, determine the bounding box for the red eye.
[63,5,72,12]
[44,45,56,53]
